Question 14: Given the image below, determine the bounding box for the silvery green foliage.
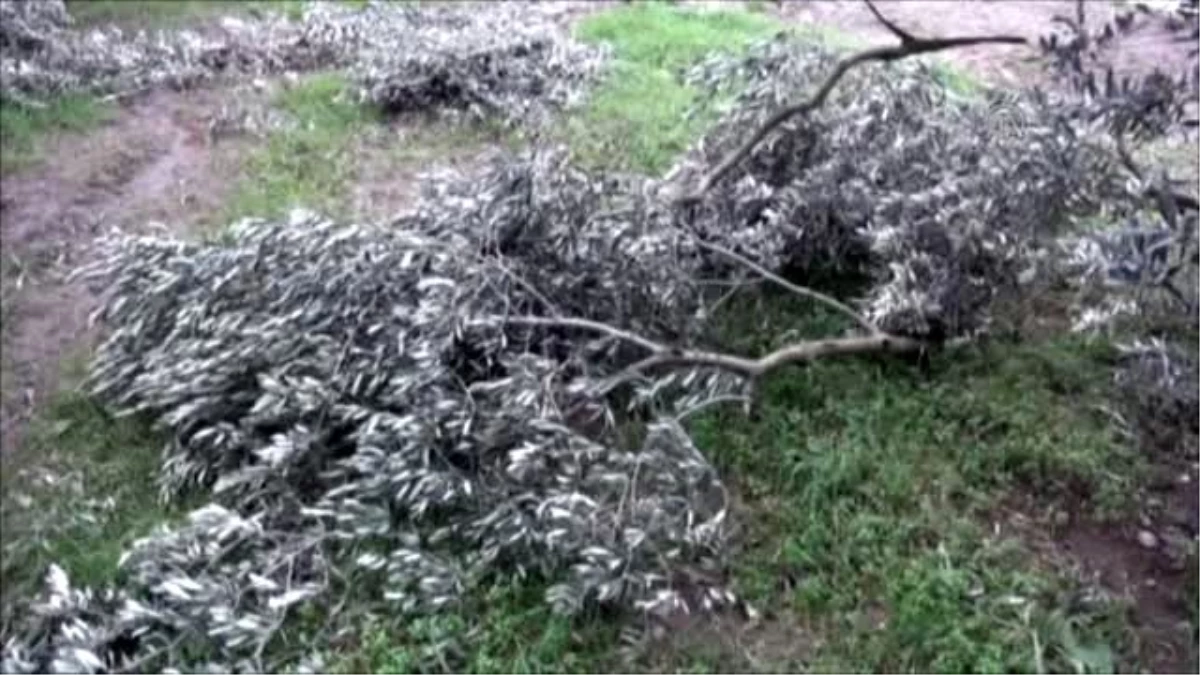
[0,1,320,100]
[2,147,737,670]
[0,0,71,52]
[346,2,607,126]
[1,565,120,674]
[0,0,604,129]
[1037,0,1198,140]
[1113,339,1199,457]
[680,37,1129,339]
[1058,207,1198,332]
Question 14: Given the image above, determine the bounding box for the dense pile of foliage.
[2,4,1197,674]
[0,0,604,125]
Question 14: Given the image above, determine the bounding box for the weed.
[0,95,114,173]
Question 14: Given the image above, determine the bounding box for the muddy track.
[0,88,241,456]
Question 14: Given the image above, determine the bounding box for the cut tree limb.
[475,315,924,383]
[680,0,1026,200]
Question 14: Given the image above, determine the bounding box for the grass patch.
[0,95,114,174]
[322,581,622,674]
[222,73,376,221]
[65,0,313,28]
[219,73,511,225]
[0,356,171,614]
[566,2,780,173]
[673,294,1142,672]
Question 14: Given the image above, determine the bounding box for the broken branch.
[477,315,923,385]
[681,1,1025,199]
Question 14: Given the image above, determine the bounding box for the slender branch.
[625,333,923,379]
[863,0,916,44]
[693,239,879,334]
[472,315,665,354]
[681,2,1026,199]
[475,315,924,384]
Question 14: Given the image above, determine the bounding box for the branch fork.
[678,0,1027,201]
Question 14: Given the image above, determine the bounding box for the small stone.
[1181,473,1193,484]
[1136,530,1159,549]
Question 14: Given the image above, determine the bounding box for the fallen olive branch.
[680,0,1026,200]
[475,314,923,383]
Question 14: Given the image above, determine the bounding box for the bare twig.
[475,315,923,383]
[693,239,879,334]
[680,1,1025,199]
[863,0,916,44]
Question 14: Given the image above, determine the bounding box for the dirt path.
[0,88,250,456]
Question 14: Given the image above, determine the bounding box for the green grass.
[222,73,376,221]
[65,0,314,28]
[0,356,171,610]
[218,72,510,225]
[677,295,1142,672]
[565,2,780,173]
[0,95,114,173]
[322,582,621,674]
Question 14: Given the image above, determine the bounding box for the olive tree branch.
[473,315,924,384]
[680,0,1025,200]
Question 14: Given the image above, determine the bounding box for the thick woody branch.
[680,2,1025,200]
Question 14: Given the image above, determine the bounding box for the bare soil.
[0,87,249,457]
[993,464,1199,674]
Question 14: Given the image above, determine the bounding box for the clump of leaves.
[0,0,604,128]
[676,36,1130,340]
[348,3,607,126]
[1033,0,1198,464]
